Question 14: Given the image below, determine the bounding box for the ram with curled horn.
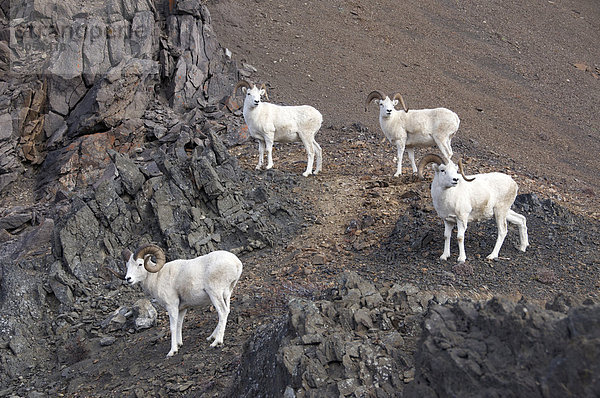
[417,153,474,182]
[365,90,459,178]
[417,153,529,263]
[123,243,243,357]
[232,79,323,176]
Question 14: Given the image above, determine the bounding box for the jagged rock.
[49,261,75,308]
[109,149,145,196]
[15,0,75,20]
[39,131,119,197]
[405,298,600,397]
[59,201,103,281]
[67,57,160,137]
[0,111,12,141]
[165,4,236,112]
[132,298,157,330]
[130,11,155,58]
[231,271,600,397]
[230,272,422,397]
[82,17,112,86]
[0,212,31,230]
[47,18,87,80]
[47,75,88,117]
[102,306,131,332]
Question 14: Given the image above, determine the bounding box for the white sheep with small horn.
[417,154,529,263]
[234,80,323,177]
[365,90,460,177]
[122,244,243,357]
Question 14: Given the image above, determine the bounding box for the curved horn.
[121,248,133,261]
[104,266,126,280]
[259,83,269,101]
[458,159,476,182]
[134,244,166,273]
[233,80,252,96]
[365,90,385,111]
[392,93,409,112]
[417,153,445,180]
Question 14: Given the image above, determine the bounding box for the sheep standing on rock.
[365,91,460,177]
[417,154,529,263]
[123,244,243,357]
[234,80,323,177]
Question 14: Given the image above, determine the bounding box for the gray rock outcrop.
[231,272,600,398]
[230,271,427,397]
[406,297,600,398]
[0,0,292,387]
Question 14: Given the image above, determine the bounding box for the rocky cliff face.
[0,0,303,386]
[230,271,600,398]
[1,1,599,397]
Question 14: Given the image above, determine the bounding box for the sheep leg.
[507,210,529,252]
[256,139,265,169]
[434,137,453,163]
[445,137,454,159]
[456,218,468,262]
[313,138,323,174]
[440,220,453,260]
[407,148,417,173]
[206,288,230,347]
[176,308,188,348]
[265,137,275,170]
[299,134,315,177]
[393,140,406,177]
[487,212,508,260]
[166,305,180,356]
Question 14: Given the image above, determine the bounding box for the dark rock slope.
[231,271,600,398]
[0,0,303,386]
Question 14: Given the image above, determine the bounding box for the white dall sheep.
[234,80,323,177]
[123,244,243,357]
[417,154,529,263]
[365,91,460,177]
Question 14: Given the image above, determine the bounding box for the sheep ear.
[242,87,247,94]
[431,164,439,172]
[392,99,398,106]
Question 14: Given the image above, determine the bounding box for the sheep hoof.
[209,340,223,348]
[439,254,449,261]
[167,350,178,357]
[302,171,311,177]
[486,254,498,261]
[393,172,401,178]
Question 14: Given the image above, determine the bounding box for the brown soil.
[209,0,600,217]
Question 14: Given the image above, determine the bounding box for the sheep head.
[418,153,475,184]
[124,244,167,284]
[365,91,409,115]
[234,80,269,107]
